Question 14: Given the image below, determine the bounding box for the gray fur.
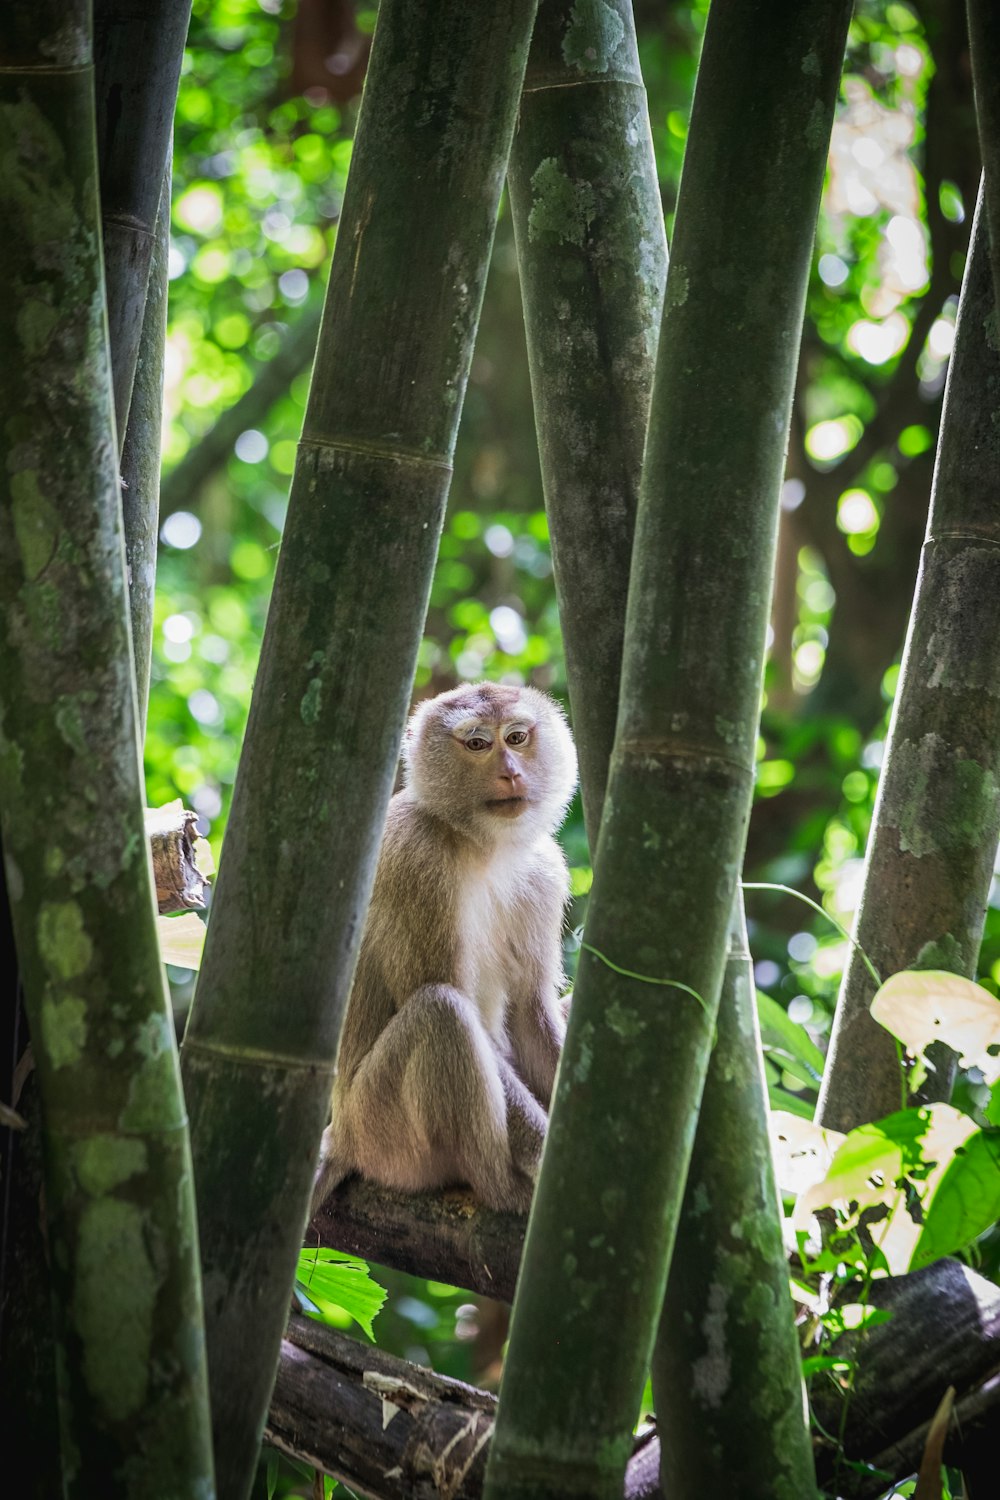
[313,682,577,1214]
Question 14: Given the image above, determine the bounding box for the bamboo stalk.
[0,6,214,1494]
[506,0,667,847]
[818,189,1000,1131]
[653,903,815,1496]
[179,4,539,1496]
[484,4,852,1496]
[120,164,169,737]
[94,0,191,444]
[508,8,811,1487]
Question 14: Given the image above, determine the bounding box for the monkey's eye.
[465,736,492,752]
[506,730,528,747]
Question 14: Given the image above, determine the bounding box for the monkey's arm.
[507,840,569,1108]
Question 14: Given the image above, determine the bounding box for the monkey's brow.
[446,714,535,738]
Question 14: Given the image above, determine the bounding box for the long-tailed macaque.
[313,681,577,1214]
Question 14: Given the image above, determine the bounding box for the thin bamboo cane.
[94,0,192,444]
[120,165,169,738]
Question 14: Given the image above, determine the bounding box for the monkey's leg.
[497,1057,549,1184]
[346,986,540,1213]
[508,992,565,1109]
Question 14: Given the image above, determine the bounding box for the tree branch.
[267,1312,661,1500]
[310,1186,1000,1498]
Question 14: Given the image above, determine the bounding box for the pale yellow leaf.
[156,911,206,970]
[768,1110,845,1195]
[872,970,1000,1083]
[193,836,215,877]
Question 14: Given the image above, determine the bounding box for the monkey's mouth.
[485,796,528,815]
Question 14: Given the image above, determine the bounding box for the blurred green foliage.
[150,0,1000,1440]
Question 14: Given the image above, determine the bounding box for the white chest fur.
[457,843,532,1042]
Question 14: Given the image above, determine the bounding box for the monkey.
[312,680,578,1215]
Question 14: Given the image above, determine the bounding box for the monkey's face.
[404,682,577,844]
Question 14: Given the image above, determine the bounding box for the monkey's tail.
[310,1125,351,1218]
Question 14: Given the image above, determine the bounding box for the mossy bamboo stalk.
[180,4,539,1496]
[967,3,1000,315]
[654,902,815,1497]
[818,190,1000,1132]
[121,165,169,738]
[507,0,667,846]
[509,14,812,1484]
[0,6,214,1495]
[94,0,192,443]
[484,4,851,1496]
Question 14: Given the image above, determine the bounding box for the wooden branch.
[267,1313,661,1500]
[311,1183,1000,1497]
[310,1179,525,1304]
[144,805,207,914]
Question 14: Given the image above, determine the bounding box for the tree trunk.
[818,188,1000,1131]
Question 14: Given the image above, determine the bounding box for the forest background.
[117,0,988,1444]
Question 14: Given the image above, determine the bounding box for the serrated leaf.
[156,911,206,970]
[296,1248,386,1340]
[871,971,1000,1083]
[910,1128,1000,1271]
[757,991,825,1077]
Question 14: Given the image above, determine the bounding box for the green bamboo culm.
[94,0,192,443]
[484,4,852,1496]
[179,4,539,1497]
[507,0,667,847]
[967,1,1000,316]
[121,164,170,738]
[509,14,812,1486]
[654,898,816,1497]
[0,6,215,1497]
[818,188,1000,1131]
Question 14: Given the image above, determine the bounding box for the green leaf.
[767,1085,818,1121]
[910,1129,1000,1271]
[266,1451,278,1500]
[801,1353,852,1378]
[295,1248,386,1340]
[756,990,825,1077]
